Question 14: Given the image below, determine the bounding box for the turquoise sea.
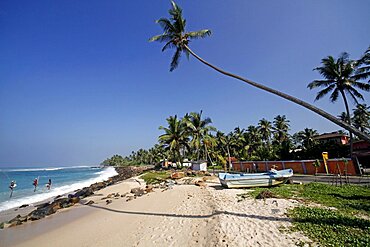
[0,166,117,212]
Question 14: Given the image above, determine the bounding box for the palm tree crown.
[184,111,216,160]
[159,115,189,163]
[149,1,211,71]
[273,115,290,144]
[308,53,370,104]
[308,52,370,156]
[295,128,319,150]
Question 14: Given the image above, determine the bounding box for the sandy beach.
[0,175,312,247]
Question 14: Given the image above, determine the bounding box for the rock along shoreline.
[0,165,153,229]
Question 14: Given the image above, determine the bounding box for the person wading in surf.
[33,178,39,192]
[9,180,16,198]
[46,178,52,190]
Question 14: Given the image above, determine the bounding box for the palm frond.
[161,41,176,52]
[170,48,182,71]
[184,48,190,60]
[187,29,212,39]
[307,79,333,89]
[156,18,175,33]
[350,80,370,91]
[353,67,370,81]
[348,87,364,103]
[329,88,339,102]
[149,34,172,43]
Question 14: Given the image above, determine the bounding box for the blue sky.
[0,0,369,166]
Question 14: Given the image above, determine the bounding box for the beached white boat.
[218,169,293,188]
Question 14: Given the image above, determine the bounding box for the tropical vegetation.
[308,52,370,156]
[149,1,370,142]
[103,111,360,167]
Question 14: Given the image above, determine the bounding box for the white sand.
[0,176,313,247]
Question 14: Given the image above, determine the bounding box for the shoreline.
[0,171,315,247]
[0,165,153,227]
[0,166,116,215]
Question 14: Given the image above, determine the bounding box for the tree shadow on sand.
[87,204,290,222]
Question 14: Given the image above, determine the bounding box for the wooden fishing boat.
[218,169,293,188]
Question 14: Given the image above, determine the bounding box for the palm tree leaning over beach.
[149,1,370,142]
[308,53,370,156]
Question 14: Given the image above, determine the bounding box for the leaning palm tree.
[149,1,370,142]
[308,53,370,156]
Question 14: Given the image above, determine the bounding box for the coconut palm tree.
[273,115,290,145]
[352,104,370,134]
[338,112,350,123]
[149,1,370,142]
[159,115,189,164]
[216,131,237,171]
[258,119,272,145]
[355,46,370,82]
[308,53,370,156]
[184,111,216,160]
[296,128,319,150]
[246,125,262,154]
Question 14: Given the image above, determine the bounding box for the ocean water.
[0,166,117,212]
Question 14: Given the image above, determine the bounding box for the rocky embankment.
[0,165,153,229]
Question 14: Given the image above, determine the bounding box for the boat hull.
[218,169,293,189]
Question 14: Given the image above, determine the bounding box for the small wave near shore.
[0,167,117,212]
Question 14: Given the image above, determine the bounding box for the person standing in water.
[33,178,38,192]
[46,179,52,190]
[9,180,16,198]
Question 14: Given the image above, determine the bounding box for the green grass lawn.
[247,183,370,246]
[140,171,171,184]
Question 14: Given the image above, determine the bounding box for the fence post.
[301,161,307,174]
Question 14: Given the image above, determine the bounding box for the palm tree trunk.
[184,45,370,143]
[340,90,353,157]
[226,145,231,172]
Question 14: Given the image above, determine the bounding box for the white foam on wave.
[0,166,92,172]
[0,167,117,212]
